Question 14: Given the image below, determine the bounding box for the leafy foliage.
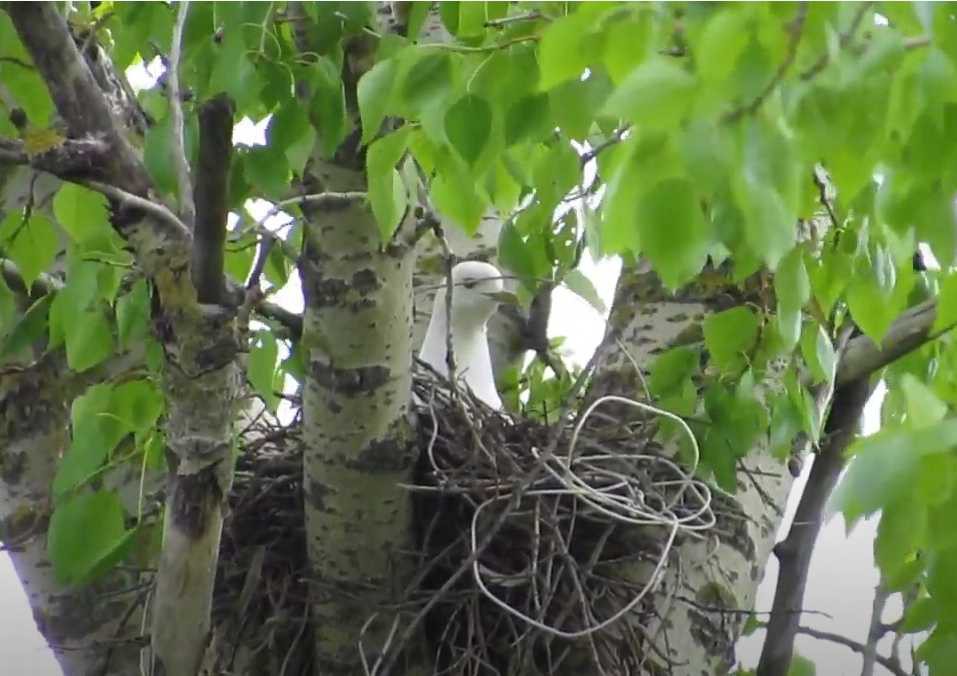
[4,2,957,672]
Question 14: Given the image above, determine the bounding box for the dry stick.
[169,0,195,227]
[756,376,873,676]
[861,582,891,676]
[794,626,908,676]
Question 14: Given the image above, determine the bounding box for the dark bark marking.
[311,361,391,396]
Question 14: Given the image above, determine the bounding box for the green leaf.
[112,379,164,432]
[445,94,492,165]
[367,127,411,242]
[703,306,759,374]
[933,272,957,335]
[358,58,399,145]
[636,178,711,289]
[562,269,606,314]
[400,52,453,116]
[53,183,112,244]
[116,280,150,351]
[786,654,816,676]
[65,308,113,373]
[648,346,699,398]
[270,105,316,176]
[775,247,810,312]
[506,93,551,146]
[874,493,925,582]
[900,374,948,428]
[249,330,279,412]
[2,213,58,290]
[900,596,937,633]
[800,322,835,385]
[695,8,751,85]
[309,56,349,158]
[48,490,134,585]
[208,32,261,111]
[602,58,697,128]
[0,293,53,359]
[244,145,290,200]
[833,418,957,525]
[538,10,594,90]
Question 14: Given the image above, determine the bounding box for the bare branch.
[191,94,234,304]
[836,300,939,386]
[794,626,908,676]
[757,377,873,676]
[83,180,190,240]
[169,0,195,226]
[862,583,891,676]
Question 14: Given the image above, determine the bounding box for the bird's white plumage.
[419,261,504,409]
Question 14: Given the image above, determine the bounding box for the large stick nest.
[214,365,717,675]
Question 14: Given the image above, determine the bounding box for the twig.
[725,3,808,122]
[581,126,630,165]
[169,0,195,227]
[812,166,840,231]
[794,626,908,676]
[800,2,873,80]
[862,582,890,676]
[484,11,546,28]
[82,180,191,240]
[432,220,458,387]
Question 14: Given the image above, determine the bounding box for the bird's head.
[437,260,505,326]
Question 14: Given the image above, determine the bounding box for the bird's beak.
[483,291,519,306]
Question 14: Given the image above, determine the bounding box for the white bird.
[419,261,504,410]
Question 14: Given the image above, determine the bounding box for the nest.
[213,365,717,675]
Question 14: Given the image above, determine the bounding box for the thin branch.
[725,3,808,122]
[191,94,234,304]
[82,180,190,240]
[484,11,546,28]
[800,2,874,81]
[169,0,195,226]
[757,377,874,676]
[862,583,891,676]
[794,626,908,676]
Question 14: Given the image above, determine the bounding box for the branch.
[836,300,938,386]
[169,0,195,226]
[862,583,891,676]
[1,258,63,296]
[256,299,303,339]
[794,626,908,676]
[6,3,150,195]
[800,2,874,80]
[191,94,234,304]
[83,180,190,240]
[725,3,808,122]
[756,377,873,676]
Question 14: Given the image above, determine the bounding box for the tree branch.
[1,258,63,296]
[794,626,908,676]
[836,300,939,386]
[169,0,195,226]
[6,3,150,195]
[862,583,891,676]
[191,94,234,304]
[756,377,873,676]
